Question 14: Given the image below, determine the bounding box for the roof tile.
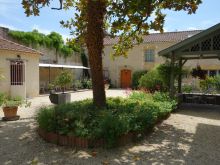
[104,30,202,45]
[0,37,42,54]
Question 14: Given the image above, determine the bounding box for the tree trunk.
[86,0,107,107]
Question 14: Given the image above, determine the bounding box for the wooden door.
[121,69,131,88]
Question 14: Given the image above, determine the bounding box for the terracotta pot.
[3,106,18,118]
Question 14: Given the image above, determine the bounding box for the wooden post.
[49,67,51,83]
[178,59,182,93]
[170,53,175,98]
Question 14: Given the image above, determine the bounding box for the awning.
[39,63,90,69]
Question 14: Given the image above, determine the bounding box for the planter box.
[3,106,18,118]
[49,93,71,105]
[2,106,20,121]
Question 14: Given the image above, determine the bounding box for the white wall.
[0,50,40,98]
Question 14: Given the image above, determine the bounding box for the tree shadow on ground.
[0,106,220,165]
[176,103,220,120]
[0,120,193,165]
[184,123,220,165]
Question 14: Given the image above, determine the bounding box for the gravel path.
[0,92,220,164]
[0,89,127,119]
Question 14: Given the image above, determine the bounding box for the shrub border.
[37,113,170,148]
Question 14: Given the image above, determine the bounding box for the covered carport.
[39,63,90,93]
[159,23,220,101]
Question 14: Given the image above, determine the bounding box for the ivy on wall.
[8,30,77,58]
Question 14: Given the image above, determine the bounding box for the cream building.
[0,37,41,98]
[0,27,86,95]
[102,29,220,88]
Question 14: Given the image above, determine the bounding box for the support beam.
[182,59,187,66]
[178,59,183,93]
[170,53,175,98]
[49,67,51,83]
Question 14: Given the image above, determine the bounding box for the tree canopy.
[22,0,201,56]
[21,0,202,107]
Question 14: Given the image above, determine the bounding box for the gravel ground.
[0,89,127,119]
[0,91,220,165]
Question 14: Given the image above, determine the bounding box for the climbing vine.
[8,30,77,58]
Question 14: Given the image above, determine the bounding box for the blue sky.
[0,0,220,40]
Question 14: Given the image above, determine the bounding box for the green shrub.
[132,70,147,89]
[157,62,183,89]
[55,71,73,93]
[214,76,220,91]
[182,84,193,93]
[37,107,57,132]
[37,92,176,148]
[139,62,185,93]
[200,76,216,92]
[82,79,93,89]
[74,80,83,89]
[138,69,163,92]
[0,93,5,106]
[74,79,92,89]
[129,91,152,102]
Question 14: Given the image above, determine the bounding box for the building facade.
[0,27,85,95]
[0,37,41,98]
[102,30,220,88]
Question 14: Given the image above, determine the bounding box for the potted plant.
[49,71,73,104]
[1,95,31,121]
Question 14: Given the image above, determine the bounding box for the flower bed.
[37,92,177,148]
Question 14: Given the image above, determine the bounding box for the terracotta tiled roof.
[104,30,202,45]
[0,37,42,55]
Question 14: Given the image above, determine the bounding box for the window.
[10,61,25,85]
[144,49,155,62]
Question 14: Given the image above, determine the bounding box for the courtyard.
[0,90,220,165]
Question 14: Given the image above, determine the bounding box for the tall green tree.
[22,0,202,107]
[47,32,64,62]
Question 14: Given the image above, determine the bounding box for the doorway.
[121,69,131,88]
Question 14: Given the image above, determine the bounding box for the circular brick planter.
[37,116,169,148]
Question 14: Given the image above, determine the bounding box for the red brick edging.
[38,128,140,148]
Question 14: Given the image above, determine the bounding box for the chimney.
[0,27,9,39]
